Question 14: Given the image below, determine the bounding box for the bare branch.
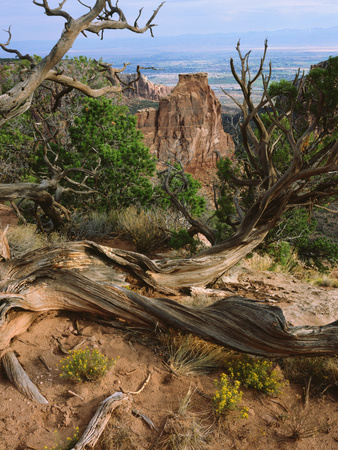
[0,27,35,64]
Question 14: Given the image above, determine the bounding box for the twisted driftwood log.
[0,241,336,358]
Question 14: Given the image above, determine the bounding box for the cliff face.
[136,73,234,168]
[121,74,172,101]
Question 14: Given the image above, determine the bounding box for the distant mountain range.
[4,26,338,59]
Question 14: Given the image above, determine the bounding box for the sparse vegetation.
[59,348,119,382]
[159,387,211,449]
[98,408,139,450]
[280,356,338,391]
[116,206,169,252]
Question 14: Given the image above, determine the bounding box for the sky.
[0,0,338,45]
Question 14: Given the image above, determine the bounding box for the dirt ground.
[0,205,337,449]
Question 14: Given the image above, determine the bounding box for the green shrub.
[212,374,243,416]
[59,348,118,382]
[168,228,201,254]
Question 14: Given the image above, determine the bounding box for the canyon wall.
[136,73,234,169]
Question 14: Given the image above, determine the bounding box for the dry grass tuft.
[159,387,212,450]
[117,206,169,253]
[277,401,329,441]
[7,224,65,257]
[280,356,338,391]
[159,331,234,376]
[97,407,138,450]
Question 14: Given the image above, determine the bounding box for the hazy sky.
[0,0,337,45]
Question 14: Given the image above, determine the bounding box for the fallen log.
[0,241,337,360]
[1,349,48,404]
[73,392,131,449]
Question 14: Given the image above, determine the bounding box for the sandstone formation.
[136,73,234,169]
[121,73,172,101]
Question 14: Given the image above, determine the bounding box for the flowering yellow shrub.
[59,348,119,382]
[226,356,283,395]
[212,374,243,416]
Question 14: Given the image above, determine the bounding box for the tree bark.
[0,241,337,358]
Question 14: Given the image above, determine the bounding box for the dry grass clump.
[280,356,338,391]
[7,224,65,257]
[159,331,234,376]
[277,401,329,441]
[158,388,211,450]
[312,275,338,288]
[66,211,118,239]
[117,206,169,253]
[97,408,138,450]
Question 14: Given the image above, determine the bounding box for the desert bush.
[280,356,338,389]
[116,206,169,252]
[7,224,65,257]
[59,348,118,382]
[313,275,338,288]
[212,374,243,416]
[225,355,283,395]
[66,211,119,239]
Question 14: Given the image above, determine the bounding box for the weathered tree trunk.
[0,241,337,358]
[0,183,64,228]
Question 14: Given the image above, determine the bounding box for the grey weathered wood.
[0,241,337,357]
[1,350,48,404]
[73,392,131,449]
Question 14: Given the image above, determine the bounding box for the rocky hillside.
[120,73,172,101]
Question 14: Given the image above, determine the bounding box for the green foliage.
[168,228,200,253]
[225,355,283,395]
[212,374,243,416]
[213,157,239,241]
[268,79,298,102]
[306,56,338,132]
[68,97,156,210]
[0,115,35,183]
[295,235,338,272]
[59,348,118,382]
